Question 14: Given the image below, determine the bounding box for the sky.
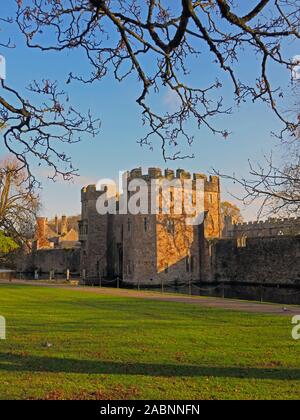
[0,1,299,221]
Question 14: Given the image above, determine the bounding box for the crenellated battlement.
[223,214,300,239]
[127,167,220,192]
[234,217,300,228]
[81,168,221,205]
[81,184,104,201]
[81,185,96,194]
[80,167,222,283]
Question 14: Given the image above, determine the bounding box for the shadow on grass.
[0,353,298,380]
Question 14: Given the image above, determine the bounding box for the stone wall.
[223,215,300,239]
[80,168,221,285]
[34,215,80,250]
[155,214,200,285]
[16,246,80,275]
[80,185,108,280]
[122,214,157,284]
[212,236,300,286]
[30,248,81,275]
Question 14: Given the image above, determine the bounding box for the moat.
[14,273,300,306]
[144,283,300,306]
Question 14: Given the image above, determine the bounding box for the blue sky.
[0,1,298,220]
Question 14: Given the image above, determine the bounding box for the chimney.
[61,215,68,236]
[36,217,47,240]
[54,216,59,234]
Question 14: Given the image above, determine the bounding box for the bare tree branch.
[0,78,100,187]
[215,82,300,218]
[0,9,100,186]
[13,0,299,159]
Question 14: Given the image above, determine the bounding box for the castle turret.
[80,185,110,283]
[80,168,222,285]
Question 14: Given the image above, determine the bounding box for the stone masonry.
[212,236,300,286]
[34,215,80,250]
[79,168,222,285]
[25,168,299,288]
[223,215,300,240]
[23,215,81,276]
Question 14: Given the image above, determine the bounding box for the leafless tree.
[0,157,40,246]
[0,79,99,187]
[0,16,14,49]
[14,0,299,160]
[0,15,100,188]
[219,154,300,218]
[217,81,299,218]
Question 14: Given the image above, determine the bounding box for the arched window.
[237,235,247,248]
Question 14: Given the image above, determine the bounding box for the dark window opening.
[166,219,175,235]
[186,256,190,272]
[191,256,194,273]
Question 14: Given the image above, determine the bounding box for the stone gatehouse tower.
[79,168,221,285]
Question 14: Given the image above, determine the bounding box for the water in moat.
[86,280,300,306]
[4,273,300,306]
[189,284,300,306]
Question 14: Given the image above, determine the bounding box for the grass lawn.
[0,284,299,400]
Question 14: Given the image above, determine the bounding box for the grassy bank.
[0,285,299,400]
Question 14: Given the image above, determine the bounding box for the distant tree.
[0,231,18,254]
[221,201,243,228]
[0,158,40,247]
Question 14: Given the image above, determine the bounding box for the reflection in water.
[165,284,300,305]
[10,273,300,306]
[142,283,300,306]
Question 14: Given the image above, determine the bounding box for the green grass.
[0,284,299,400]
